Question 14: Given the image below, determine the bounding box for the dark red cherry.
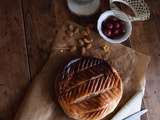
[105,29,112,37]
[106,23,114,29]
[122,29,126,33]
[114,29,120,36]
[115,22,121,29]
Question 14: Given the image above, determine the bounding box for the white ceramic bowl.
[97,10,132,43]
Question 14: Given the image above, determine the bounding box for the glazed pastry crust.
[56,57,123,120]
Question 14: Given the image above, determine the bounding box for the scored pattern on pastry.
[56,57,123,120]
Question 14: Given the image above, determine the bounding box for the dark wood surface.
[131,0,160,119]
[0,0,29,119]
[21,0,56,78]
[0,0,159,120]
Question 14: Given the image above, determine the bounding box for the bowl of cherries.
[97,10,132,43]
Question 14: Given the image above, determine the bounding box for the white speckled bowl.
[97,10,132,44]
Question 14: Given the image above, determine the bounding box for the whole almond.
[74,27,79,34]
[78,39,85,46]
[86,27,91,34]
[69,46,77,52]
[68,24,74,31]
[69,32,74,37]
[90,38,93,42]
[81,31,88,36]
[81,47,86,55]
[86,43,92,49]
[83,38,91,44]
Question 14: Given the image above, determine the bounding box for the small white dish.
[97,10,132,44]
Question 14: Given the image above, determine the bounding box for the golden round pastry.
[55,57,123,120]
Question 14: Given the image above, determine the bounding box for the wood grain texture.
[0,0,30,120]
[130,0,160,120]
[21,0,56,78]
[0,0,159,120]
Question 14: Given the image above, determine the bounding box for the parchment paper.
[14,22,150,120]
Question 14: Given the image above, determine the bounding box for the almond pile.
[65,24,94,55]
[78,29,93,55]
[59,23,110,55]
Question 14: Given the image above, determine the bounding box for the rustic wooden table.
[0,0,159,120]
